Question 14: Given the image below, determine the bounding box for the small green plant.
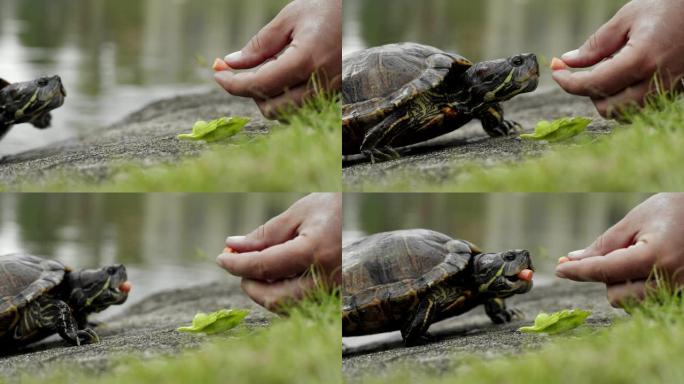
[520,117,591,142]
[518,309,590,334]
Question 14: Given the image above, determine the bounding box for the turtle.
[0,253,130,350]
[342,42,539,162]
[0,75,66,139]
[342,229,534,346]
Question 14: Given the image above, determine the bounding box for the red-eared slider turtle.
[342,43,539,162]
[342,229,533,345]
[0,253,129,350]
[0,76,66,139]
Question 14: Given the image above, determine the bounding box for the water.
[343,0,627,87]
[0,0,289,155]
[0,193,303,317]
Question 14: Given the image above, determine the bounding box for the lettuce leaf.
[520,117,591,142]
[178,116,250,142]
[177,308,249,334]
[519,309,590,334]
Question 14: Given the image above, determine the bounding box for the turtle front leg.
[484,298,523,324]
[360,109,410,163]
[476,104,520,137]
[33,297,99,346]
[401,298,437,346]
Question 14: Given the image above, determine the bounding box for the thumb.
[561,12,630,68]
[566,218,637,261]
[224,14,293,69]
[225,211,300,253]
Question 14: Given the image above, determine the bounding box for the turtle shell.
[0,254,66,334]
[342,43,473,129]
[343,229,480,303]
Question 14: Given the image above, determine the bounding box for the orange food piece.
[550,57,569,71]
[223,246,236,254]
[558,256,570,264]
[517,269,534,282]
[212,58,230,72]
[119,281,132,293]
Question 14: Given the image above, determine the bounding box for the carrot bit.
[550,57,569,71]
[517,269,534,282]
[212,58,231,72]
[558,256,570,264]
[223,246,236,254]
[119,281,132,293]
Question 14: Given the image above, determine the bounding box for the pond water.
[0,0,288,155]
[343,0,627,87]
[0,193,303,318]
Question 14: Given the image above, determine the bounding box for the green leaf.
[178,116,250,142]
[520,117,592,142]
[177,308,249,334]
[519,309,591,334]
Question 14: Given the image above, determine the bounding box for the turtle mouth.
[502,264,534,292]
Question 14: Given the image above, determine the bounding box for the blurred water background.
[0,0,288,155]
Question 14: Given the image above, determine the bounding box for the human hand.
[214,0,341,119]
[552,0,684,117]
[217,193,341,311]
[556,193,684,307]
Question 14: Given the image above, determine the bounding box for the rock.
[343,281,625,381]
[0,278,273,379]
[0,91,271,186]
[343,87,614,188]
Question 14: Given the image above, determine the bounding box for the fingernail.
[561,49,580,61]
[555,269,566,279]
[226,235,246,244]
[567,249,585,259]
[224,51,242,62]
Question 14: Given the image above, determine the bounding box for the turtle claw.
[361,147,401,164]
[509,308,525,321]
[76,328,100,346]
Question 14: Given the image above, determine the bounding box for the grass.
[8,288,341,384]
[352,93,684,192]
[357,281,684,384]
[15,93,341,192]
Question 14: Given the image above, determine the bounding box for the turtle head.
[0,75,66,130]
[67,264,129,314]
[462,53,538,106]
[473,249,533,297]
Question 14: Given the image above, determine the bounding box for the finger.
[223,11,292,69]
[552,43,649,98]
[241,276,316,312]
[592,79,651,118]
[561,11,630,68]
[218,235,313,281]
[214,42,315,99]
[224,209,300,253]
[556,241,655,283]
[566,218,637,261]
[606,280,648,308]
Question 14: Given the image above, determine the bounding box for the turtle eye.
[37,77,49,87]
[511,55,524,67]
[504,253,517,262]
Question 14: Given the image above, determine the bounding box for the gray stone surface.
[343,87,615,188]
[0,278,273,379]
[0,91,270,186]
[343,281,625,381]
